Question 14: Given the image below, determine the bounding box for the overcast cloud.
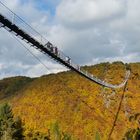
[0,0,140,79]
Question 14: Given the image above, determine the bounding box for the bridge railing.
[0,1,131,88]
[0,1,48,46]
[0,1,81,72]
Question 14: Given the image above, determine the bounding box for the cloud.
[49,0,140,64]
[56,0,126,29]
[0,0,67,78]
[0,0,140,79]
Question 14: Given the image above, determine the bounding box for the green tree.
[62,133,72,140]
[50,121,61,140]
[123,113,140,140]
[123,128,140,140]
[95,131,100,140]
[50,121,73,140]
[25,128,51,140]
[0,103,24,140]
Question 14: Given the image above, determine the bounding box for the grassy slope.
[0,62,140,139]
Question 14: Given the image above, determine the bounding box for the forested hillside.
[0,62,140,140]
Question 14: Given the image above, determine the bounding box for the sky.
[0,0,140,79]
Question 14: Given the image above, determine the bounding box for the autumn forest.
[0,62,140,140]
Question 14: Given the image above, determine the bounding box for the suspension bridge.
[0,1,130,89]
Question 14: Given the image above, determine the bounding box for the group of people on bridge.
[45,41,71,64]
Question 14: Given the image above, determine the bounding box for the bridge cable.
[99,63,109,97]
[64,85,108,123]
[9,32,52,73]
[107,81,128,140]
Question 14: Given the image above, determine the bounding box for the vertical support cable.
[107,82,128,140]
[12,13,15,24]
[40,35,42,44]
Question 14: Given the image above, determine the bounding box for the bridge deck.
[0,2,130,88]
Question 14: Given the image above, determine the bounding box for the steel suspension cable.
[107,81,128,140]
[9,32,52,73]
[0,0,130,88]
